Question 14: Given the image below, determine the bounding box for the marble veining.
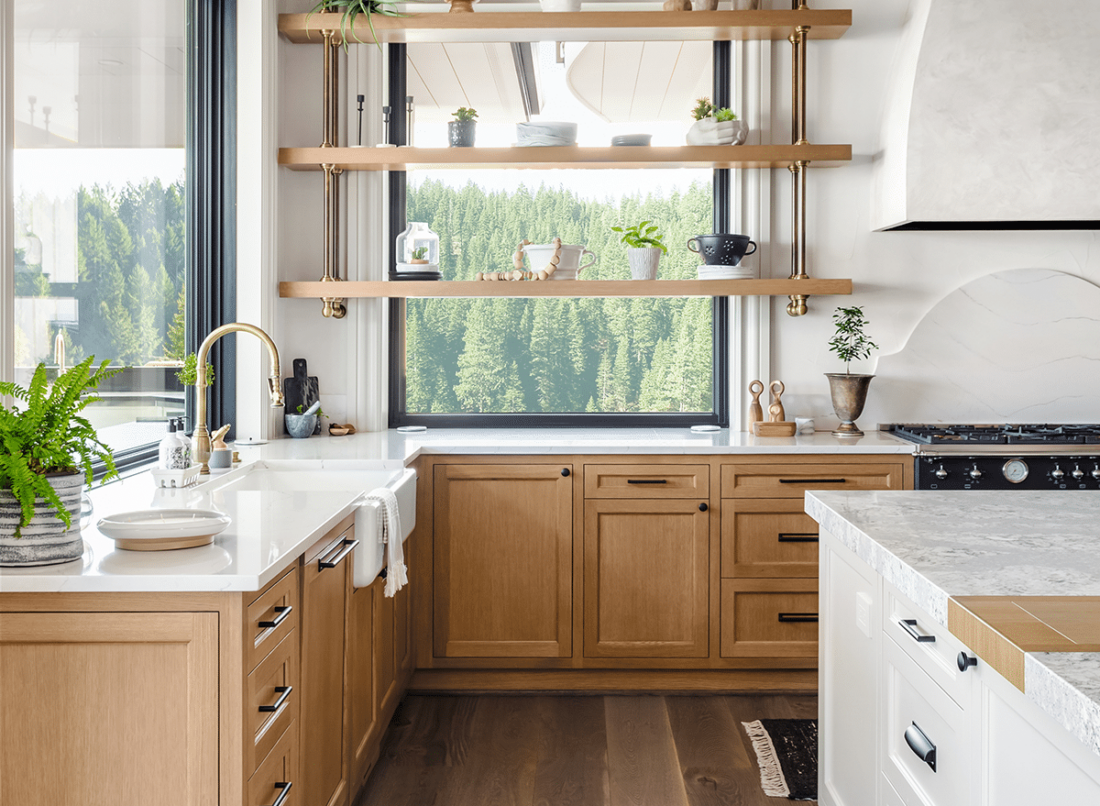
[1026,653,1100,758]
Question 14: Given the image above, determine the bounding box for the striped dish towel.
[365,487,407,597]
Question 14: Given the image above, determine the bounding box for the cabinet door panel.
[434,464,572,658]
[348,577,378,791]
[0,612,218,806]
[584,499,709,658]
[720,578,819,658]
[721,498,819,578]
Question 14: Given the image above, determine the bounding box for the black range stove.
[888,424,1100,491]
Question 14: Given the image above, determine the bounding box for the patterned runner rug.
[741,718,818,801]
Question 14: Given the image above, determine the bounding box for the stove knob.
[1092,466,1100,481]
[969,464,982,479]
[1072,465,1085,481]
[935,465,948,480]
[1052,465,1065,480]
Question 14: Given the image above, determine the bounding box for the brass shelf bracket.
[787,12,812,317]
[319,29,346,319]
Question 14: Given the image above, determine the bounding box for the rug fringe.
[742,719,790,798]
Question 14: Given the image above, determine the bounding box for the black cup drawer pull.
[904,722,937,772]
[318,538,359,570]
[778,533,819,543]
[899,618,936,643]
[778,612,819,623]
[259,686,292,713]
[627,479,669,484]
[258,605,292,630]
[779,478,847,484]
[265,781,292,806]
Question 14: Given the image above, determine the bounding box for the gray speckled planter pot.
[0,472,84,566]
[285,413,318,439]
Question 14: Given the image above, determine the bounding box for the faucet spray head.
[269,378,285,408]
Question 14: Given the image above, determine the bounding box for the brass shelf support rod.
[319,29,346,319]
[787,14,811,317]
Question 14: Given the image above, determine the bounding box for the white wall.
[270,0,1100,433]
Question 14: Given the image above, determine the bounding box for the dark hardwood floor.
[355,694,817,806]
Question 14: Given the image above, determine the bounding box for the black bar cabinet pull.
[899,618,936,643]
[318,538,360,570]
[266,781,293,806]
[258,605,292,630]
[904,722,937,772]
[778,534,819,543]
[779,478,846,484]
[259,686,292,713]
[777,612,818,623]
[627,479,668,484]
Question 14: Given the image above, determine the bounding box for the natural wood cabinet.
[721,498,820,579]
[583,498,710,659]
[433,463,573,659]
[720,578,820,658]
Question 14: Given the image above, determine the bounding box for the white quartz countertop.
[805,490,1100,758]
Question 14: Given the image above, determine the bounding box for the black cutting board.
[282,358,321,435]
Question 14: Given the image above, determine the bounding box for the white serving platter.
[96,509,232,551]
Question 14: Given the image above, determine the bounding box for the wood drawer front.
[721,462,906,498]
[721,499,819,578]
[720,579,819,658]
[249,718,299,806]
[584,464,710,499]
[247,565,299,671]
[247,629,300,777]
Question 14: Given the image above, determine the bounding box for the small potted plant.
[825,305,879,436]
[612,220,668,280]
[410,246,429,264]
[448,107,478,147]
[686,97,748,146]
[306,0,406,50]
[0,356,119,566]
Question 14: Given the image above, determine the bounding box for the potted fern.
[0,356,119,566]
[825,306,879,436]
[612,220,668,280]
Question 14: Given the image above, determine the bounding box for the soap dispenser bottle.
[159,420,188,469]
[173,418,192,467]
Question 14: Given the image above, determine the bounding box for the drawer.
[882,771,912,806]
[247,565,299,671]
[720,578,819,658]
[247,629,299,776]
[249,718,299,806]
[883,582,972,709]
[721,499,818,578]
[584,464,709,499]
[882,635,974,806]
[721,462,906,498]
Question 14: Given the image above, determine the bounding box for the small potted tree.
[612,220,668,280]
[686,97,748,146]
[0,356,119,565]
[448,107,478,147]
[825,305,879,436]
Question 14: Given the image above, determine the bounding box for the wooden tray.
[753,420,797,437]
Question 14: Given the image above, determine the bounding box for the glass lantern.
[395,222,440,269]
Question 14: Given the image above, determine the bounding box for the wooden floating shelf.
[278,9,852,45]
[279,278,853,300]
[278,144,852,172]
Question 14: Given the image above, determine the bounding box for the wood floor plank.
[532,695,610,806]
[605,696,690,806]
[665,696,761,806]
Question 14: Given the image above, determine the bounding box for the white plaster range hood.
[872,0,1100,231]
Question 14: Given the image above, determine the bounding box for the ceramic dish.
[516,121,577,147]
[698,265,755,280]
[97,509,231,551]
[611,134,652,147]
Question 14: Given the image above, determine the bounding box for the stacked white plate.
[698,264,755,280]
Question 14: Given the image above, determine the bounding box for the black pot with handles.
[687,234,757,266]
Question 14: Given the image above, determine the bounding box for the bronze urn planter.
[825,373,874,436]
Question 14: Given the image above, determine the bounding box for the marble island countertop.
[805,490,1100,758]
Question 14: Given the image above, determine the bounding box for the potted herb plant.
[306,0,405,49]
[448,107,478,147]
[825,305,879,436]
[686,97,748,146]
[612,220,668,280]
[0,357,119,566]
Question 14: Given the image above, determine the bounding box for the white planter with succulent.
[825,306,879,437]
[612,220,669,281]
[686,97,748,146]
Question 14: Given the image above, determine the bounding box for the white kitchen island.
[807,490,1100,806]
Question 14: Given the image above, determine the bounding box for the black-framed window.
[387,42,732,428]
[9,0,235,474]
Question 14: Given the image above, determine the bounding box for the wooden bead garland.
[475,237,562,282]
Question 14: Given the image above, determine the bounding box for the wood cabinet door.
[300,528,354,806]
[721,498,819,578]
[0,611,218,806]
[720,578,819,658]
[434,464,573,658]
[583,499,709,658]
[347,575,378,793]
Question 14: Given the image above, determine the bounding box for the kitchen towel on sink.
[365,487,407,597]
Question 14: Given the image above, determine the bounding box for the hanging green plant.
[307,0,408,50]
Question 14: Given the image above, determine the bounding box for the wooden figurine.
[752,379,797,437]
[748,380,764,423]
[769,380,786,422]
